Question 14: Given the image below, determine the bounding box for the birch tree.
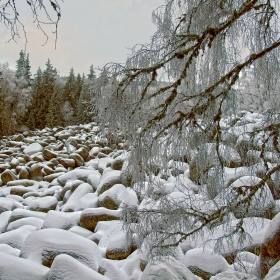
[95,0,280,263]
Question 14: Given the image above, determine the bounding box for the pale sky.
[0,0,163,76]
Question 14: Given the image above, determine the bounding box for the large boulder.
[42,210,81,230]
[0,251,49,280]
[23,143,43,156]
[80,208,121,231]
[26,196,58,213]
[139,256,201,280]
[209,271,258,280]
[20,228,101,270]
[97,170,122,195]
[106,223,133,260]
[48,254,109,280]
[1,170,18,185]
[183,248,230,280]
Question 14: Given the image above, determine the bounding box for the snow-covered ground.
[0,112,279,279]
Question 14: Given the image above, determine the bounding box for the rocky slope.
[0,113,280,279]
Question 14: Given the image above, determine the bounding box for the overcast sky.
[0,0,163,76]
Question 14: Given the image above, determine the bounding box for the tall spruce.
[15,50,26,79]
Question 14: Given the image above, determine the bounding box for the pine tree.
[46,85,64,128]
[87,65,96,81]
[25,67,43,130]
[15,50,26,79]
[24,53,32,86]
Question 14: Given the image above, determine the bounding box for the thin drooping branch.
[0,0,62,48]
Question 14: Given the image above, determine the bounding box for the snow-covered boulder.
[0,211,12,233]
[139,256,201,280]
[259,212,280,278]
[106,222,134,260]
[215,176,275,219]
[23,143,43,156]
[8,208,46,223]
[57,168,98,186]
[0,226,35,249]
[0,197,14,213]
[48,254,110,280]
[0,243,20,257]
[0,251,49,280]
[27,196,58,212]
[98,184,138,210]
[20,228,101,270]
[183,248,230,279]
[61,182,93,212]
[80,207,121,231]
[42,210,81,229]
[7,217,44,231]
[98,258,128,280]
[97,170,122,195]
[209,270,258,280]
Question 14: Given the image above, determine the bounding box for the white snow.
[0,210,12,233]
[23,143,43,156]
[183,248,230,275]
[48,254,110,280]
[42,210,81,229]
[61,182,93,212]
[140,256,201,280]
[20,228,102,271]
[7,217,44,231]
[0,251,49,280]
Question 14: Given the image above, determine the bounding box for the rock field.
[0,113,280,279]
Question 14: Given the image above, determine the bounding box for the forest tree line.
[0,50,98,137]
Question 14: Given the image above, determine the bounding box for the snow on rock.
[98,157,114,174]
[98,184,138,210]
[48,254,110,280]
[7,216,44,231]
[215,176,275,219]
[235,251,259,265]
[57,168,98,186]
[97,170,122,195]
[259,211,280,278]
[61,182,93,212]
[233,260,259,277]
[26,196,58,212]
[263,259,280,280]
[77,192,99,210]
[0,210,12,233]
[139,256,202,280]
[88,220,119,246]
[8,208,47,223]
[80,207,121,231]
[188,217,271,258]
[42,210,81,229]
[0,226,35,249]
[23,143,43,156]
[0,243,20,257]
[87,172,101,191]
[183,248,231,279]
[99,258,129,280]
[20,228,101,270]
[0,197,14,212]
[119,250,143,280]
[106,222,133,260]
[68,225,93,238]
[209,270,258,280]
[0,251,49,280]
